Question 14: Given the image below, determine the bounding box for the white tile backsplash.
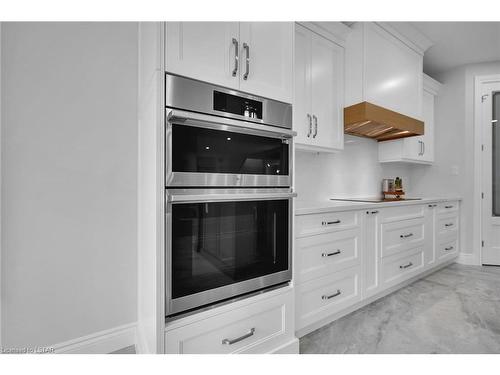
[295,135,413,201]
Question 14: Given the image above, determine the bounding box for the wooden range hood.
[344,101,424,141]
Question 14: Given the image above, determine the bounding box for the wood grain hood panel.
[344,102,424,141]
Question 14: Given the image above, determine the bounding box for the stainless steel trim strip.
[165,73,292,129]
[167,109,296,138]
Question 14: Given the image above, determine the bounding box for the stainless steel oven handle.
[167,189,297,203]
[167,109,296,139]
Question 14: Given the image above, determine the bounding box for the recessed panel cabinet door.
[310,32,344,150]
[293,24,313,145]
[363,23,423,119]
[165,22,240,90]
[420,90,435,162]
[239,22,293,103]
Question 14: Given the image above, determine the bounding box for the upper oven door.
[166,109,295,187]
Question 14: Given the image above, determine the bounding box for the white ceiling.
[410,22,500,77]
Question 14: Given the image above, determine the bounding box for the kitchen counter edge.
[295,197,462,216]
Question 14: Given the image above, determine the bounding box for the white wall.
[295,135,413,201]
[1,23,138,347]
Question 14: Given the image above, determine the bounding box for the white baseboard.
[456,252,479,265]
[53,322,137,354]
[270,338,299,354]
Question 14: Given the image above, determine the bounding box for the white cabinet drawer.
[437,237,458,261]
[378,204,425,223]
[296,228,361,283]
[165,290,293,354]
[296,210,360,237]
[381,247,425,287]
[436,214,459,238]
[437,201,459,214]
[381,217,425,258]
[296,266,361,330]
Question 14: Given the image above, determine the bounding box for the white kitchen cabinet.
[295,200,459,337]
[345,22,424,120]
[294,23,345,152]
[165,287,297,354]
[238,22,293,103]
[378,74,441,164]
[165,22,293,103]
[165,22,240,90]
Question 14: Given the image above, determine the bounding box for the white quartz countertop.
[295,197,462,216]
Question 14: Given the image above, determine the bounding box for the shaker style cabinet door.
[293,24,313,145]
[419,90,435,162]
[238,22,294,103]
[165,22,240,90]
[310,32,344,150]
[363,23,423,120]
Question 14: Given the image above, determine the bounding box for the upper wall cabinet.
[378,74,442,164]
[294,23,346,152]
[165,22,293,103]
[345,22,424,120]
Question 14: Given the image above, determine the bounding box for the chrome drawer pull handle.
[445,205,453,209]
[322,220,341,226]
[322,250,341,257]
[428,204,437,208]
[222,328,255,345]
[306,114,312,137]
[445,246,454,251]
[231,38,239,77]
[400,233,414,238]
[445,223,454,227]
[322,289,341,300]
[400,262,413,269]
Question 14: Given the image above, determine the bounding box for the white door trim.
[474,74,500,265]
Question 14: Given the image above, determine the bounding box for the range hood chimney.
[344,101,424,141]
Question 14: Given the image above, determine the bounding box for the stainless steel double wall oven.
[165,74,295,317]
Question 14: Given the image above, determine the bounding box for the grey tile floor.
[300,263,500,354]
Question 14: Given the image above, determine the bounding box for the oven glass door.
[169,123,289,186]
[170,198,289,312]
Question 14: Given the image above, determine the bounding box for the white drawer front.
[436,214,459,238]
[296,228,361,283]
[165,291,293,354]
[437,201,459,214]
[379,204,425,223]
[296,266,361,330]
[381,247,425,287]
[381,217,425,258]
[296,211,360,237]
[437,237,458,261]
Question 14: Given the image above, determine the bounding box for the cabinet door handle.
[322,220,341,226]
[445,223,454,227]
[322,250,341,257]
[418,141,422,156]
[445,205,453,209]
[445,246,454,251]
[243,43,250,80]
[422,141,425,155]
[428,204,437,208]
[222,328,255,345]
[322,289,341,300]
[399,262,413,269]
[231,38,239,77]
[400,233,414,239]
[312,115,318,138]
[306,114,312,137]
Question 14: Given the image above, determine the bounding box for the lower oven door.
[166,188,295,316]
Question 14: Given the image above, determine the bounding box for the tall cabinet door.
[165,22,240,90]
[420,90,435,162]
[310,32,344,150]
[239,22,293,103]
[293,24,313,145]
